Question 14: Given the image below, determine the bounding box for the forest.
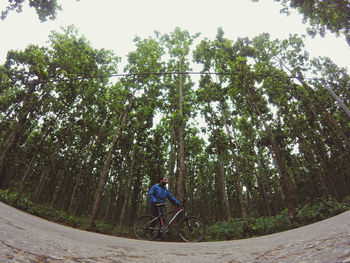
[0,25,349,240]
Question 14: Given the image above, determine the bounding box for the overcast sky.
[0,0,349,71]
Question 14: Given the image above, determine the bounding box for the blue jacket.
[149,184,179,208]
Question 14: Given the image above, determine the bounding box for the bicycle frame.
[133,203,206,242]
[166,208,185,227]
[156,206,185,227]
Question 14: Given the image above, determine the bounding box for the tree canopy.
[1,0,66,21]
[0,26,349,236]
[252,0,350,45]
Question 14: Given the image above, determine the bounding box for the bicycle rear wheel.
[178,216,206,242]
[133,214,160,241]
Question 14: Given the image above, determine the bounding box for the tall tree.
[194,29,248,224]
[159,27,200,201]
[90,84,134,227]
[90,35,164,227]
[0,45,50,186]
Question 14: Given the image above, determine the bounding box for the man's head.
[159,176,167,187]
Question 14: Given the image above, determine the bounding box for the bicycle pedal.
[160,226,168,233]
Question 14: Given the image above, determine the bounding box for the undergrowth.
[0,189,130,236]
[206,196,350,241]
[1,189,349,241]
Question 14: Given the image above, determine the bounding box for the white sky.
[0,0,349,71]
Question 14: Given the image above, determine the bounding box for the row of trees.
[1,26,349,229]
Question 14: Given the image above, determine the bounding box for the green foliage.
[0,189,111,233]
[27,204,92,230]
[1,0,63,21]
[252,0,350,45]
[206,218,244,240]
[296,196,349,224]
[94,220,115,234]
[0,189,33,211]
[28,204,66,220]
[342,196,350,209]
[0,189,16,203]
[246,210,294,237]
[206,197,350,241]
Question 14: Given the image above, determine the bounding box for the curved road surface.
[1,202,350,263]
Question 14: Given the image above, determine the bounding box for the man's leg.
[158,206,166,224]
[149,205,158,217]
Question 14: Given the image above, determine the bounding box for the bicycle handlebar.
[154,199,186,208]
[154,202,185,209]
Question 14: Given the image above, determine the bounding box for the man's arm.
[166,190,179,206]
[149,185,159,204]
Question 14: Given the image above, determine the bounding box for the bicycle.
[133,202,206,242]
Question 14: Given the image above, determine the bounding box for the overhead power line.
[43,71,337,83]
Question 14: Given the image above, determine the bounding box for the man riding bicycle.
[149,176,180,222]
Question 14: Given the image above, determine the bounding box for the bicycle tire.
[178,216,206,242]
[133,214,160,241]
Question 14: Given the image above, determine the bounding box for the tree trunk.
[49,170,63,207]
[55,171,70,210]
[257,149,276,215]
[219,99,247,224]
[16,150,38,201]
[282,63,349,148]
[119,150,136,229]
[255,153,273,216]
[214,140,231,221]
[168,122,177,194]
[16,125,52,201]
[32,164,51,203]
[247,87,296,220]
[32,118,77,203]
[68,141,95,214]
[326,110,350,148]
[0,79,39,186]
[104,181,118,223]
[0,110,30,186]
[90,97,134,228]
[176,62,186,201]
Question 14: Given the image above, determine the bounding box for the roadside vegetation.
[1,190,349,241]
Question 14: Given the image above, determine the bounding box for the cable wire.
[41,71,341,84]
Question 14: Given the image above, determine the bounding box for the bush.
[67,216,90,229]
[296,196,347,224]
[206,196,350,241]
[94,220,115,234]
[342,196,350,210]
[0,189,14,203]
[206,218,243,241]
[246,210,294,237]
[0,189,34,211]
[0,190,93,231]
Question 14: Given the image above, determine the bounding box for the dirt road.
[1,202,350,262]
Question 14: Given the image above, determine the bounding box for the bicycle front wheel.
[178,216,206,242]
[133,214,160,241]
